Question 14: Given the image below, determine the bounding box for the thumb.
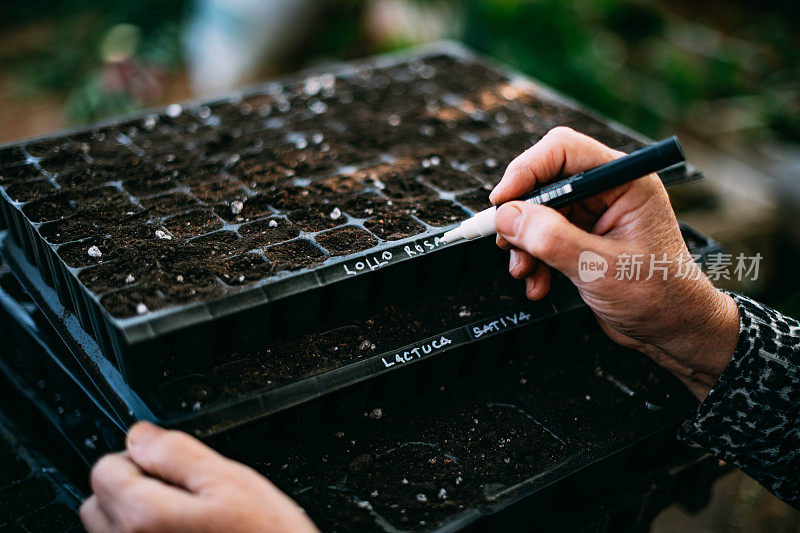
[495,201,603,278]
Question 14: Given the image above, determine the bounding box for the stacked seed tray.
[0,258,126,472]
[0,41,726,531]
[0,408,84,532]
[0,250,725,532]
[1,219,723,439]
[0,42,703,391]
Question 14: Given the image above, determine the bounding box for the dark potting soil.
[163,209,225,238]
[3,179,57,202]
[0,52,648,318]
[140,191,201,216]
[264,239,327,271]
[287,204,347,232]
[150,274,523,414]
[237,214,296,237]
[226,318,690,532]
[363,213,425,241]
[315,226,378,256]
[0,163,43,184]
[454,189,493,213]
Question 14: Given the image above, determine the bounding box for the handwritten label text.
[472,311,531,339]
[381,336,453,368]
[343,250,393,276]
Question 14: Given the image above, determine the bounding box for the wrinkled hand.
[491,127,739,400]
[81,422,318,533]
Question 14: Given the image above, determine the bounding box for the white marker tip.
[441,228,462,244]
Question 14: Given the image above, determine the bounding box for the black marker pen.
[440,137,685,243]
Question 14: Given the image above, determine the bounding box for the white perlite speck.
[155,230,172,240]
[125,274,135,284]
[308,99,328,114]
[165,103,182,118]
[87,246,102,258]
[231,200,244,215]
[329,207,342,220]
[416,494,428,503]
[268,219,279,228]
[438,488,447,500]
[135,303,148,315]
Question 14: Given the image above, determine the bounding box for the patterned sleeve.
[679,291,800,507]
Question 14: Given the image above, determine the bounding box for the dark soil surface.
[3,179,57,202]
[363,213,425,241]
[0,163,43,184]
[149,273,524,413]
[315,226,378,256]
[0,52,648,320]
[163,209,225,238]
[287,204,346,232]
[224,317,691,532]
[238,217,300,244]
[264,239,327,271]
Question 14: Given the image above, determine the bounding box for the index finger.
[489,127,623,205]
[89,452,196,524]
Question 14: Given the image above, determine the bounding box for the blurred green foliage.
[2,0,185,122]
[1,0,798,141]
[460,0,799,140]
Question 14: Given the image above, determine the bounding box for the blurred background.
[1,0,798,530]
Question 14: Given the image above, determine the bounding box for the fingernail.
[127,421,160,450]
[495,203,522,236]
[509,249,521,274]
[488,183,504,204]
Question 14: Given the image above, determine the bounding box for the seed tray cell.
[0,42,703,383]
[1,250,722,533]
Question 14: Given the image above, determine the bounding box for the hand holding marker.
[440,137,686,244]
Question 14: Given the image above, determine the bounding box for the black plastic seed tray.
[0,409,85,532]
[1,248,724,533]
[1,220,723,439]
[0,42,704,386]
[0,260,125,471]
[215,301,723,533]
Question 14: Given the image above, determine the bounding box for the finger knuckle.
[152,429,190,456]
[89,454,116,489]
[547,126,575,141]
[503,157,524,178]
